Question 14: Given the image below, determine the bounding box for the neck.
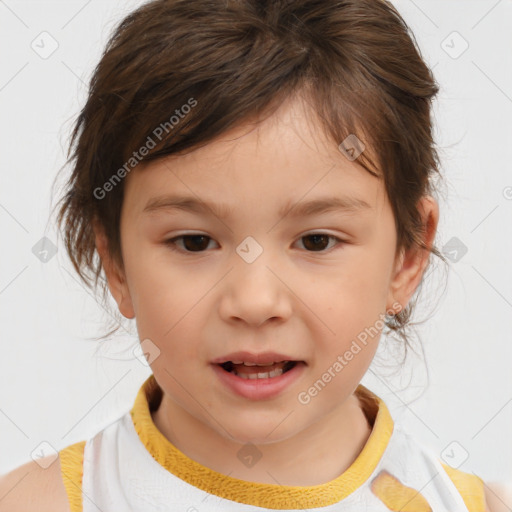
[151,391,372,486]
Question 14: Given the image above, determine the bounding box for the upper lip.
[211,351,304,365]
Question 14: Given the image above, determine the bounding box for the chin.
[217,419,299,447]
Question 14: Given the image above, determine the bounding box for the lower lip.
[211,362,305,400]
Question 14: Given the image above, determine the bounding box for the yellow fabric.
[59,440,86,512]
[130,374,394,509]
[441,463,487,512]
[370,468,433,511]
[57,375,488,512]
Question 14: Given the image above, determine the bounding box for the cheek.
[315,323,380,401]
[125,244,202,323]
[135,293,201,351]
[317,255,391,364]
[343,239,395,308]
[131,281,210,366]
[322,253,391,315]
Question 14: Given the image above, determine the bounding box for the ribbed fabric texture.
[129,376,395,508]
[57,374,488,512]
[59,440,86,512]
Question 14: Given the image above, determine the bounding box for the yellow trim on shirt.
[441,463,487,512]
[59,440,86,512]
[130,374,394,509]
[56,376,490,511]
[370,469,433,511]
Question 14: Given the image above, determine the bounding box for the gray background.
[1,0,511,488]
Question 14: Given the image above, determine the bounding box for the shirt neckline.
[129,374,394,509]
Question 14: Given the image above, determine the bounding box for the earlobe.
[92,219,136,320]
[386,196,439,314]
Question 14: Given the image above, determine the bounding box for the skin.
[94,93,439,486]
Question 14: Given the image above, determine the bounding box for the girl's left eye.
[296,233,344,252]
[163,233,345,254]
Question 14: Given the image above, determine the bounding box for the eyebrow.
[142,194,372,219]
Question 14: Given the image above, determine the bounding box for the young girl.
[0,0,506,510]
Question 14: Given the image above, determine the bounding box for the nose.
[217,248,293,328]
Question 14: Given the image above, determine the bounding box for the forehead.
[122,95,386,220]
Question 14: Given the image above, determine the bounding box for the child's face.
[99,95,434,445]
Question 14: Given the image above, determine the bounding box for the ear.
[386,195,439,315]
[92,218,135,319]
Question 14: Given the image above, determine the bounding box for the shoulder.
[0,454,71,512]
[440,463,512,512]
[482,481,512,512]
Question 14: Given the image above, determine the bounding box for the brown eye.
[164,233,345,254]
[298,234,343,252]
[165,235,215,252]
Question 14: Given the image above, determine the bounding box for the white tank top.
[58,374,486,512]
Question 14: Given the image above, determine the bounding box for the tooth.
[231,360,244,364]
[242,360,288,367]
[235,368,285,379]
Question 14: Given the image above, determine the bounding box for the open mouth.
[218,360,299,380]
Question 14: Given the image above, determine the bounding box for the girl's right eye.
[164,234,217,253]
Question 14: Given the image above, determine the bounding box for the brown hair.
[51,0,448,366]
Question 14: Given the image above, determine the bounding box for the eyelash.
[163,233,346,254]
